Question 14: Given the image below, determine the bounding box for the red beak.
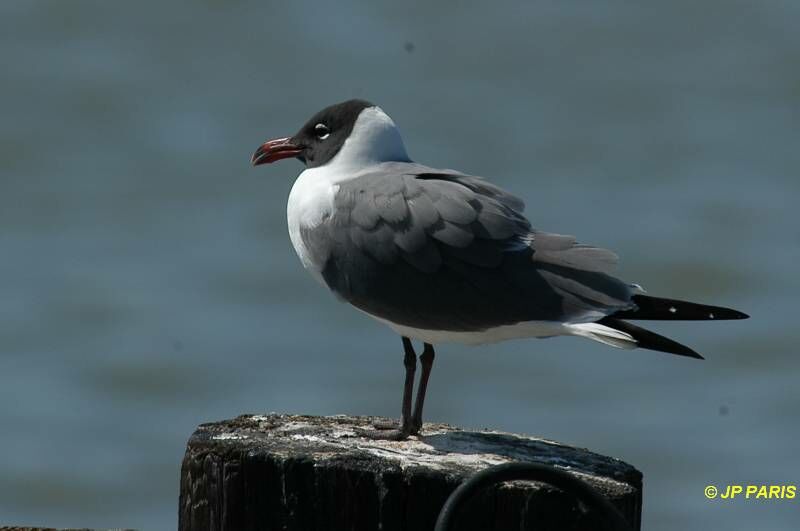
[251,137,302,166]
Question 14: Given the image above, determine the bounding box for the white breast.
[286,166,338,283]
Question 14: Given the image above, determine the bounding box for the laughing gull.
[251,99,748,440]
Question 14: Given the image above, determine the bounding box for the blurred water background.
[1,1,798,529]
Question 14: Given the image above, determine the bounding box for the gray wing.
[303,162,634,331]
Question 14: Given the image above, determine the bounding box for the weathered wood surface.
[179,414,642,531]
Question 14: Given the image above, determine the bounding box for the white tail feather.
[565,322,637,350]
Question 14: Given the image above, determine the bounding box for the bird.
[251,99,748,440]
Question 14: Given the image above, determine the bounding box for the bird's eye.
[314,123,330,140]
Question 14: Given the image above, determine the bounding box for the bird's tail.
[567,294,747,359]
[566,318,704,359]
[611,294,749,321]
[596,317,703,359]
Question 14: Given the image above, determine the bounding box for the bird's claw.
[357,418,422,441]
[356,426,414,441]
[371,420,400,431]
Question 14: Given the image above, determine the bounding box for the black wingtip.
[702,306,749,320]
[614,295,750,321]
[598,317,705,360]
[658,338,704,360]
[684,348,705,361]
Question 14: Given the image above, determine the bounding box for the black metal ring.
[434,462,634,531]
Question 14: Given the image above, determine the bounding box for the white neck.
[325,106,410,174]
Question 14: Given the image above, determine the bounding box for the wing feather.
[374,191,409,224]
[430,221,474,248]
[314,163,634,328]
[530,231,619,274]
[406,191,440,228]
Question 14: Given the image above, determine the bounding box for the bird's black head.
[251,99,375,169]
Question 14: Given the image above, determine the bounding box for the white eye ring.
[315,123,330,140]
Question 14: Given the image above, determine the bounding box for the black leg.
[399,337,417,427]
[373,337,416,431]
[364,337,418,440]
[410,343,435,434]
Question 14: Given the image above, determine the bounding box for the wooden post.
[179,414,642,531]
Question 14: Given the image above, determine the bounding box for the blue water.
[1,1,798,529]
